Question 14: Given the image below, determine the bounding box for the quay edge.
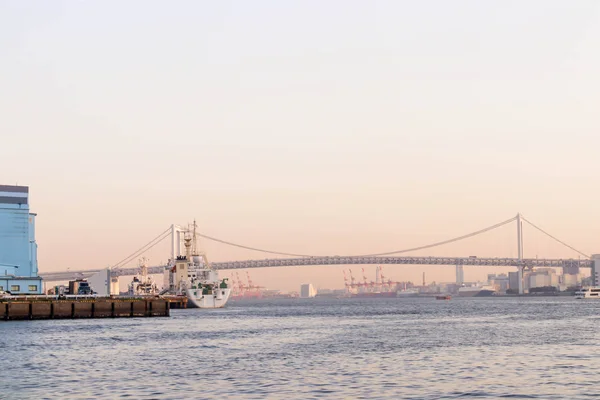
[0,296,170,320]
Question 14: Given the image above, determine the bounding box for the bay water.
[1,296,598,399]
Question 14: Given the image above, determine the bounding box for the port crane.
[343,270,350,291]
[342,267,415,294]
[246,271,264,291]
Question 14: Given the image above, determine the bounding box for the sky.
[1,1,599,291]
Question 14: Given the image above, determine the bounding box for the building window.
[10,285,20,292]
[29,285,38,292]
[0,286,3,291]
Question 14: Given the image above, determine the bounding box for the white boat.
[128,258,159,296]
[575,287,600,299]
[458,285,496,297]
[169,221,231,309]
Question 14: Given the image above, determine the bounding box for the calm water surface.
[1,296,599,399]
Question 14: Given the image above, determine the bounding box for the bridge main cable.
[194,232,320,257]
[520,216,589,258]
[112,227,172,269]
[356,216,518,257]
[195,216,518,258]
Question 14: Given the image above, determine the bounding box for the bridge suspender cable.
[520,216,589,259]
[111,227,172,269]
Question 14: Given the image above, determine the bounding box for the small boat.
[436,295,451,300]
[575,287,600,299]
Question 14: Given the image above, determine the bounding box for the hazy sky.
[1,1,599,291]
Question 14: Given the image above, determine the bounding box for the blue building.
[0,185,43,294]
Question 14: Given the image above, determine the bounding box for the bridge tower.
[455,264,464,285]
[170,224,185,261]
[517,213,525,294]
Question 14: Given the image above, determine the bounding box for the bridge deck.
[39,256,593,281]
[210,256,592,270]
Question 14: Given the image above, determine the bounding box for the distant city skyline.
[1,1,599,291]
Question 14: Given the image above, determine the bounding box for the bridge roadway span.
[40,256,593,281]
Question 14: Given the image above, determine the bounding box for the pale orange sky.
[1,1,599,291]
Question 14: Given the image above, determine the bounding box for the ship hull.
[186,288,232,308]
[458,289,495,297]
[352,292,397,298]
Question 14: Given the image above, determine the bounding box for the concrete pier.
[163,295,188,309]
[0,296,170,320]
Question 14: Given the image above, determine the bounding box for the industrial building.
[0,185,43,294]
[488,273,510,293]
[527,268,559,289]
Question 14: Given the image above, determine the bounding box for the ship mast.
[190,219,212,269]
[192,219,198,256]
[184,231,192,260]
[140,257,149,282]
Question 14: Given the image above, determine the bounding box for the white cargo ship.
[458,285,496,297]
[168,221,231,308]
[186,262,231,308]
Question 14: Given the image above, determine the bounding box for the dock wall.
[1,297,170,320]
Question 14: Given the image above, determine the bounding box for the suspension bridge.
[39,213,599,295]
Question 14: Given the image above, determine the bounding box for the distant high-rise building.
[508,272,520,291]
[300,283,317,298]
[592,255,600,286]
[562,273,579,288]
[489,273,509,293]
[0,185,42,294]
[455,265,464,285]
